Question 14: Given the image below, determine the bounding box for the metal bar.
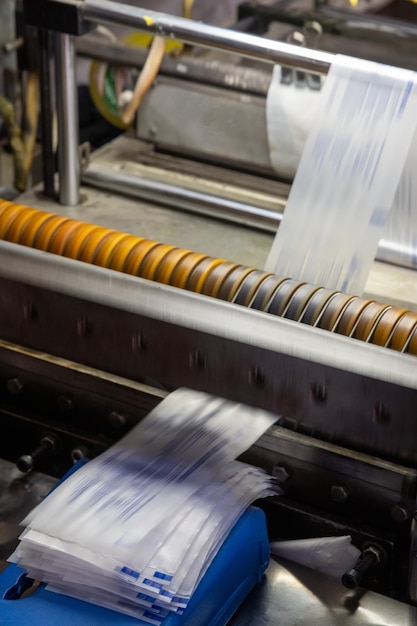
[82,166,282,233]
[376,239,417,270]
[75,36,273,96]
[38,29,55,198]
[83,166,417,271]
[0,239,416,391]
[82,0,333,75]
[55,33,79,205]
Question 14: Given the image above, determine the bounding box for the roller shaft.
[1,200,416,355]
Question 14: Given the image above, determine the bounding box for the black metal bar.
[38,29,55,198]
[75,36,273,96]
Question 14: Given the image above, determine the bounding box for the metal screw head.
[272,465,290,484]
[77,317,92,337]
[331,484,350,503]
[16,455,34,474]
[71,446,90,463]
[189,350,206,371]
[7,377,24,395]
[249,366,265,387]
[41,434,60,453]
[390,504,410,524]
[373,402,391,424]
[132,332,145,352]
[312,383,327,403]
[23,302,37,322]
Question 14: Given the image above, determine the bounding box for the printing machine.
[2,0,417,624]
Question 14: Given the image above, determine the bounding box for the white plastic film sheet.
[9,388,279,623]
[265,55,417,295]
[380,131,417,267]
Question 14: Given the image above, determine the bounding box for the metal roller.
[283,284,322,323]
[233,271,272,307]
[299,288,337,326]
[388,313,417,352]
[250,276,290,312]
[352,303,392,343]
[1,200,417,355]
[334,297,374,337]
[317,294,357,333]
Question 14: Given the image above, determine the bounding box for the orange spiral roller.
[1,200,417,356]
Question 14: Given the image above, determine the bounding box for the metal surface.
[136,78,273,173]
[22,0,93,36]
[377,238,417,270]
[0,339,164,474]
[83,165,280,233]
[1,241,417,464]
[1,451,415,624]
[55,33,79,206]
[0,459,56,570]
[3,201,417,354]
[76,35,274,97]
[85,158,417,272]
[246,426,417,527]
[82,0,334,75]
[0,0,17,73]
[0,238,416,389]
[231,557,417,625]
[38,29,55,199]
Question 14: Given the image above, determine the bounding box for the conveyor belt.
[1,200,417,355]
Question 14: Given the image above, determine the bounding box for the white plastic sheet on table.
[9,388,278,624]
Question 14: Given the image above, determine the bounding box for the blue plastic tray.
[0,463,269,625]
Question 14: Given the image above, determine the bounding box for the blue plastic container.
[0,462,269,625]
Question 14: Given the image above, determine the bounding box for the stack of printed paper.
[9,389,278,624]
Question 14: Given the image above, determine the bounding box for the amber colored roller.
[405,326,417,354]
[335,297,375,337]
[50,220,91,256]
[66,224,107,261]
[233,271,272,307]
[137,244,177,282]
[317,294,357,333]
[267,280,306,317]
[283,283,321,322]
[2,202,417,356]
[371,308,409,347]
[107,235,146,273]
[388,313,417,352]
[6,208,43,245]
[251,276,289,311]
[186,257,225,293]
[352,303,392,342]
[124,240,162,276]
[217,266,255,302]
[200,262,242,298]
[300,288,337,326]
[1,205,38,241]
[169,252,209,289]
[154,248,194,285]
[18,211,54,248]
[33,215,72,251]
